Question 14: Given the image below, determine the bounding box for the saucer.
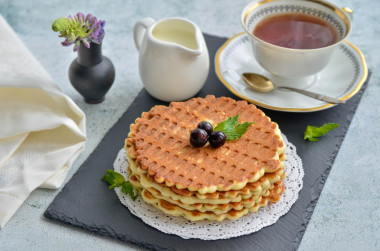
[215,33,368,112]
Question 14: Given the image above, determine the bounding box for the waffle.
[131,171,285,215]
[125,95,286,221]
[126,95,285,194]
[127,155,285,204]
[140,182,284,221]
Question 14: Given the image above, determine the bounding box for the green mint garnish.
[214,114,254,140]
[101,169,125,189]
[121,182,139,201]
[304,123,339,142]
[101,169,139,201]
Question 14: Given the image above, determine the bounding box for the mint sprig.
[304,123,339,141]
[214,114,254,140]
[102,169,139,201]
[121,182,139,201]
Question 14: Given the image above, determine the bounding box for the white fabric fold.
[0,15,86,228]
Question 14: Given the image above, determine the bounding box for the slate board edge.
[43,88,171,251]
[44,207,166,251]
[293,72,370,246]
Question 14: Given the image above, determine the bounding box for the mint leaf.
[304,123,339,141]
[233,122,254,139]
[101,169,125,189]
[122,182,139,201]
[102,169,140,201]
[214,114,239,132]
[214,115,255,141]
[221,128,241,140]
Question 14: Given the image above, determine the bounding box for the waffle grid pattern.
[126,95,285,193]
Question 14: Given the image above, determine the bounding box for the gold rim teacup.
[241,0,352,88]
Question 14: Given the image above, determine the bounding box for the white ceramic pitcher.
[134,17,209,102]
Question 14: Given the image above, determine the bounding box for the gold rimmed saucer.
[215,33,368,112]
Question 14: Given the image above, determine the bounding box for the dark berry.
[190,129,209,147]
[209,131,226,148]
[197,121,213,135]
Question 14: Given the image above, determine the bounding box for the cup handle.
[133,17,155,51]
[342,7,353,21]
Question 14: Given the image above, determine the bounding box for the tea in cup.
[241,0,352,88]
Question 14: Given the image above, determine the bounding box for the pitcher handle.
[133,17,155,51]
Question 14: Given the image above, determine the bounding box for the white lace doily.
[114,134,303,240]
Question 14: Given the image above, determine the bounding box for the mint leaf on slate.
[101,169,139,200]
[304,123,339,141]
[214,114,254,141]
[101,169,125,189]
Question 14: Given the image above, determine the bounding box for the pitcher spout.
[179,38,202,57]
[151,18,203,56]
[183,30,203,56]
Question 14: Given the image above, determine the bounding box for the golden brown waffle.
[140,184,285,221]
[127,156,285,204]
[131,171,285,215]
[126,95,286,194]
[125,95,287,221]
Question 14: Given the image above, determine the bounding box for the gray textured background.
[0,0,379,250]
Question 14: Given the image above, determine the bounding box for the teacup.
[241,0,352,88]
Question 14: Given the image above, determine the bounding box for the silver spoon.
[242,73,345,104]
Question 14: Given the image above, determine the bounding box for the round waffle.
[130,172,285,215]
[124,95,287,221]
[139,182,285,221]
[127,155,285,205]
[126,95,286,194]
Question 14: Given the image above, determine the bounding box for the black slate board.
[44,34,370,251]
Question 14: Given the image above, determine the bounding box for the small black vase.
[69,42,115,104]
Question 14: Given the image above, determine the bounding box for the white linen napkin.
[0,15,86,228]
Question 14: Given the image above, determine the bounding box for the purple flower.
[61,40,73,46]
[52,12,106,52]
[85,13,93,23]
[74,12,85,24]
[82,38,90,48]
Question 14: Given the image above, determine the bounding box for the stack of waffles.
[125,95,286,221]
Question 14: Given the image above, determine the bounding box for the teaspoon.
[241,73,345,104]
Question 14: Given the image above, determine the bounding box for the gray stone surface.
[0,0,379,250]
